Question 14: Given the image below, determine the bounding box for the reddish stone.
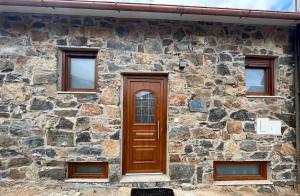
[80,103,103,116]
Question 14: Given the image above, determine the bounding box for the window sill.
[246,95,284,99]
[120,174,170,183]
[65,178,109,183]
[56,91,97,94]
[214,180,273,186]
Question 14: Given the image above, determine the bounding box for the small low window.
[245,57,275,96]
[62,51,98,92]
[214,161,267,181]
[68,162,108,179]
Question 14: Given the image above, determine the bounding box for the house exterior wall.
[0,13,296,192]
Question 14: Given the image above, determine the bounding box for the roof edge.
[1,0,300,21]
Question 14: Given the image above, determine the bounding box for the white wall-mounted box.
[256,118,282,135]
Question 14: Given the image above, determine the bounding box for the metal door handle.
[157,120,160,140]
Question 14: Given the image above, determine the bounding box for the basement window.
[68,162,108,178]
[213,161,267,181]
[245,57,275,96]
[61,50,98,92]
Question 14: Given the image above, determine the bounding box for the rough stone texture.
[0,13,296,192]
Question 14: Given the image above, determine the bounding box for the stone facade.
[0,13,296,192]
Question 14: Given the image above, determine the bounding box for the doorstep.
[120,174,170,183]
[65,178,109,183]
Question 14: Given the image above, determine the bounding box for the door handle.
[157,120,160,140]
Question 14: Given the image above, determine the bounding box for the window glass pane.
[135,91,154,123]
[216,164,260,176]
[245,68,266,93]
[70,58,95,89]
[75,165,104,173]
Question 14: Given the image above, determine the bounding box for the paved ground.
[0,181,299,196]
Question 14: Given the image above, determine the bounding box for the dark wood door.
[123,75,167,174]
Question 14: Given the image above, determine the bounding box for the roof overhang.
[0,0,300,26]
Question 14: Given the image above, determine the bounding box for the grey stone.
[188,97,207,112]
[55,100,77,108]
[281,172,292,179]
[240,140,256,151]
[220,53,232,62]
[32,22,46,28]
[275,113,295,128]
[8,156,32,167]
[107,40,134,51]
[207,121,226,129]
[5,15,22,21]
[10,120,33,137]
[56,118,74,130]
[110,131,120,140]
[70,18,81,27]
[76,117,90,131]
[38,168,65,180]
[230,109,256,121]
[56,39,67,45]
[197,167,203,183]
[173,28,186,41]
[203,48,215,53]
[169,126,190,140]
[32,72,56,85]
[0,149,23,157]
[257,186,274,193]
[31,98,54,110]
[273,164,292,172]
[0,61,14,72]
[5,74,21,82]
[47,130,74,147]
[0,105,9,112]
[76,132,91,143]
[217,64,230,76]
[208,108,227,122]
[74,93,98,103]
[0,134,16,147]
[162,39,173,46]
[170,164,195,182]
[145,39,163,54]
[175,41,191,52]
[283,129,296,143]
[244,122,255,132]
[200,140,213,148]
[108,62,121,72]
[184,145,193,154]
[76,147,102,155]
[250,152,268,159]
[279,57,293,65]
[32,148,56,158]
[84,16,94,26]
[23,137,44,148]
[242,33,250,39]
[216,142,224,151]
[254,31,264,39]
[70,37,87,46]
[115,26,129,38]
[54,109,78,117]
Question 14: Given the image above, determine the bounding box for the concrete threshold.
[120,174,170,183]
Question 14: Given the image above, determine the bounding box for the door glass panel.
[216,164,260,176]
[70,58,95,89]
[135,91,154,123]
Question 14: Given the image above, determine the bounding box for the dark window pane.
[216,164,260,176]
[75,165,104,173]
[135,91,155,123]
[70,58,95,89]
[246,68,266,93]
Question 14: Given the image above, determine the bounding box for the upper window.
[214,161,268,181]
[62,51,98,92]
[245,57,275,96]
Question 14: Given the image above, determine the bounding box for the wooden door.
[123,75,167,174]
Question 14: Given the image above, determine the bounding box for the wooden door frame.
[121,72,168,175]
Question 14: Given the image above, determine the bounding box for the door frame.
[121,72,168,175]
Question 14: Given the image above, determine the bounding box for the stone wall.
[0,13,296,192]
